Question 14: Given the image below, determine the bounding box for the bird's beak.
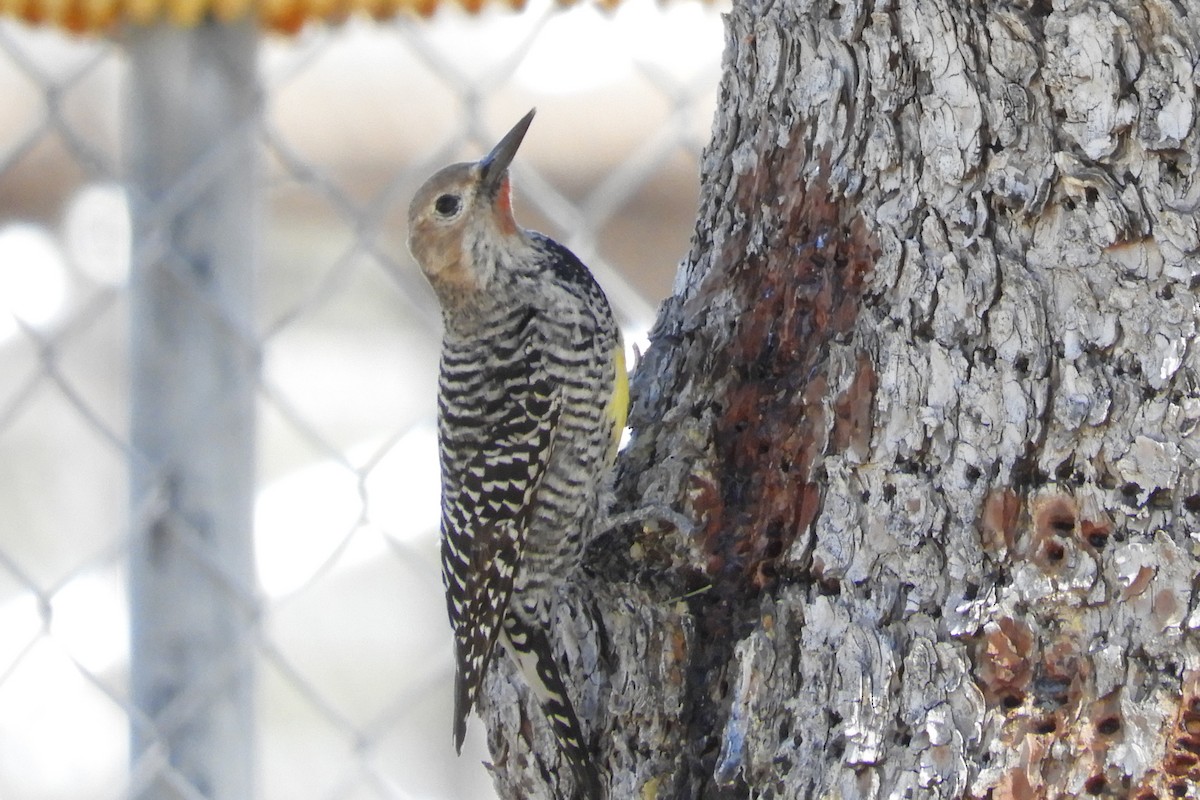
[479,108,535,196]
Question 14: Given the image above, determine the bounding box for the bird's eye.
[434,194,461,217]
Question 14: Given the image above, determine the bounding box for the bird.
[407,109,627,799]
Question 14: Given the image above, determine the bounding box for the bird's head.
[407,109,535,306]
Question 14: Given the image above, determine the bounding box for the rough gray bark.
[480,1,1200,798]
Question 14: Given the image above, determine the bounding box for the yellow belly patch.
[605,338,630,457]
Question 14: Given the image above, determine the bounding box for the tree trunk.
[479,1,1200,798]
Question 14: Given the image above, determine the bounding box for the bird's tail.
[501,611,603,800]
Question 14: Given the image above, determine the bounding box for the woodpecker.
[407,109,626,799]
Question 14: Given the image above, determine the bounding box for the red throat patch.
[494,176,517,234]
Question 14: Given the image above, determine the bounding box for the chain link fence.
[0,4,722,798]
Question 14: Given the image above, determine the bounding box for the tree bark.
[480,1,1200,798]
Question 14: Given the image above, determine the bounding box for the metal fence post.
[125,21,259,800]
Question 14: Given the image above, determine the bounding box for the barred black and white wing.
[438,314,560,753]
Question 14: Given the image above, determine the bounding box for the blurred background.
[0,2,724,798]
